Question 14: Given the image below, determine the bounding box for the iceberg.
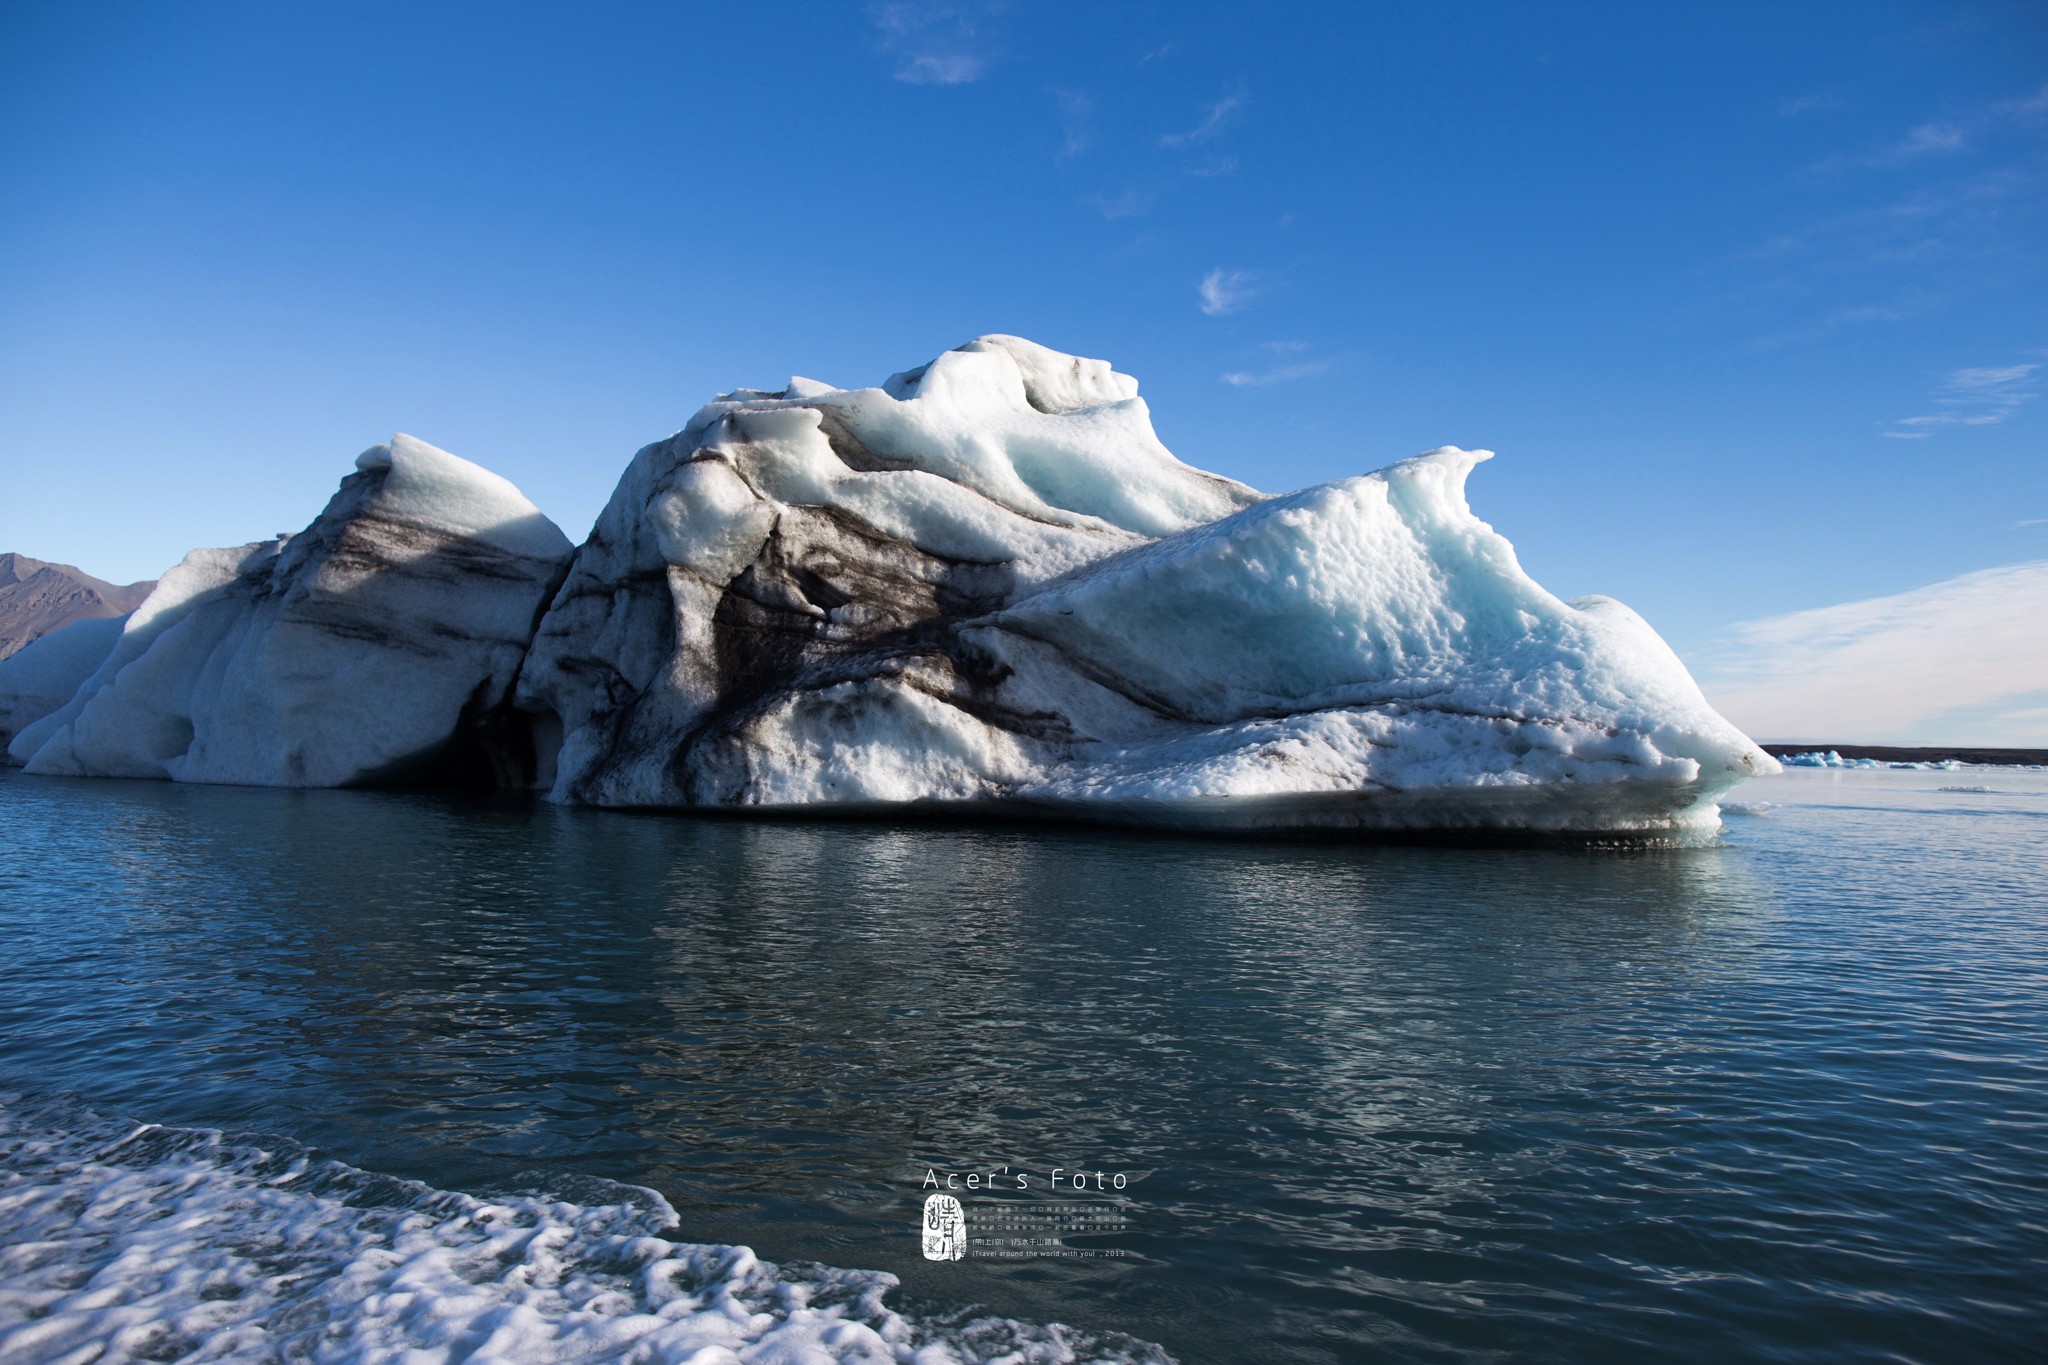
[9,435,573,787]
[6,337,1773,835]
[519,336,1774,836]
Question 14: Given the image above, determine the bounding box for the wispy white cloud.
[869,2,998,85]
[2016,517,2048,528]
[1997,82,2048,118]
[1052,88,1092,159]
[1884,121,1966,161]
[1734,161,2037,348]
[1221,341,1334,385]
[1807,81,2048,176]
[1188,155,1238,178]
[897,52,981,83]
[1197,267,1259,316]
[1162,87,1246,149]
[1747,164,2030,263]
[1779,92,1841,117]
[1222,360,1329,387]
[1883,361,2039,438]
[1752,301,1917,350]
[1692,560,2048,744]
[1806,121,1966,176]
[1089,186,1152,220]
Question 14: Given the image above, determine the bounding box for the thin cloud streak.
[1887,122,1965,160]
[1734,161,2039,349]
[1806,81,2048,176]
[1693,560,2048,744]
[1779,92,1841,117]
[897,53,981,84]
[1162,87,1246,148]
[1052,88,1091,159]
[1197,267,1258,316]
[1089,186,1151,220]
[1884,361,2039,438]
[1752,302,1916,350]
[1222,360,1330,386]
[869,2,995,85]
[1998,83,2048,117]
[1806,121,1965,176]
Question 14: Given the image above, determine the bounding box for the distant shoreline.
[1761,743,2048,768]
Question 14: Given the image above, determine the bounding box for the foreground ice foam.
[2,336,1774,833]
[0,1095,1170,1365]
[521,335,1773,835]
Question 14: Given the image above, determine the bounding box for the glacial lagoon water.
[1,766,2044,1363]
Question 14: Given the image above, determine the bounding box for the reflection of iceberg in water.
[1214,847,1780,1255]
[0,770,1825,1363]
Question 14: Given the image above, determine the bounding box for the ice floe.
[1773,750,1974,771]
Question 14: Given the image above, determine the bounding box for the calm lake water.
[1,766,2044,1363]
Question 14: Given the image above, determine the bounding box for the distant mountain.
[0,553,155,661]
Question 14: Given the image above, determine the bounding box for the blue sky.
[2,1,2043,739]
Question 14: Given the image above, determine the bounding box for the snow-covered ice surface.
[0,614,124,753]
[9,436,572,786]
[522,336,1772,838]
[0,1094,1170,1365]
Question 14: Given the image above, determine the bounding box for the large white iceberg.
[5,338,1772,835]
[519,336,1773,836]
[10,435,573,787]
